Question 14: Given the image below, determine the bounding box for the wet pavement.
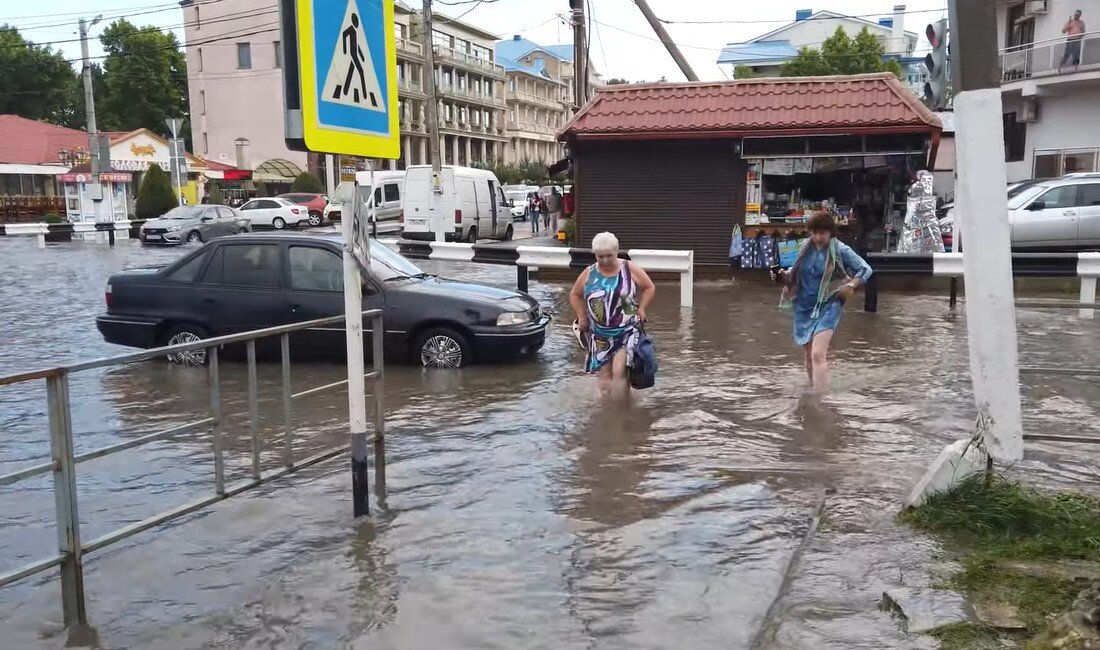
[1,236,1099,649]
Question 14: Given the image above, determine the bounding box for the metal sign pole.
[343,173,369,517]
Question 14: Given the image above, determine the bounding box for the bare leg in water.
[809,329,834,392]
[803,342,814,386]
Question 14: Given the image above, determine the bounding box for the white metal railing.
[1001,30,1100,81]
[432,45,506,77]
[0,311,385,628]
[509,89,564,109]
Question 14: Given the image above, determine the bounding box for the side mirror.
[201,216,214,222]
[362,280,379,296]
[1026,201,1046,211]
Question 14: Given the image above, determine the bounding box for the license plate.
[407,218,426,225]
[144,234,162,240]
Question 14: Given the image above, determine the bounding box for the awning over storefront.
[0,163,70,175]
[57,163,133,183]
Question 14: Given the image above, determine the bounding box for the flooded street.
[2,236,1099,649]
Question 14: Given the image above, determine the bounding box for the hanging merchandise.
[897,170,945,253]
[741,235,759,269]
[777,237,804,268]
[758,233,777,269]
[729,224,743,261]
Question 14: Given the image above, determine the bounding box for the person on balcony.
[1061,10,1086,68]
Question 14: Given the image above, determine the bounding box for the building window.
[394,23,407,40]
[1033,148,1100,177]
[237,43,252,69]
[454,37,470,53]
[472,44,491,60]
[1003,112,1026,162]
[274,41,282,68]
[197,47,203,72]
[432,29,451,50]
[509,79,516,91]
[200,90,206,115]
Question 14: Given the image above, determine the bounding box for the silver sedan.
[140,205,252,245]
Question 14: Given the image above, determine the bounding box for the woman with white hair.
[570,231,656,396]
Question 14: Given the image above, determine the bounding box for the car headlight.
[168,225,183,232]
[496,311,532,326]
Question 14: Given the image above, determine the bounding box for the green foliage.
[0,25,82,126]
[927,623,1005,650]
[206,184,225,205]
[781,26,903,78]
[253,181,269,197]
[98,20,188,132]
[604,77,629,85]
[290,172,324,193]
[474,159,550,186]
[135,165,177,218]
[43,213,65,224]
[733,65,757,79]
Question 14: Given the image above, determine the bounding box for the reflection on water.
[1,238,1099,648]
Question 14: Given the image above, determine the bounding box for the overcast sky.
[10,0,948,81]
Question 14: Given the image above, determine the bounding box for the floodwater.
[1,236,1099,649]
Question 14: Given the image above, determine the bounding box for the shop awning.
[0,163,69,175]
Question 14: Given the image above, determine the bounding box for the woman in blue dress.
[570,232,656,397]
[773,212,873,392]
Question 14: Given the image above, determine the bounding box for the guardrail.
[394,240,695,307]
[0,310,385,629]
[0,219,143,247]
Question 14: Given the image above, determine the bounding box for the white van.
[402,165,514,242]
[323,170,405,236]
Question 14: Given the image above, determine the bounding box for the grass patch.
[900,474,1100,643]
[928,622,1004,650]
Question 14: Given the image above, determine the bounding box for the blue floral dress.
[583,262,639,373]
[791,242,873,345]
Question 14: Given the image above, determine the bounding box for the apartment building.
[494,36,571,165]
[181,0,508,181]
[998,0,1100,181]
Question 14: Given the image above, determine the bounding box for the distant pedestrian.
[527,192,540,234]
[1061,10,1086,68]
[570,231,656,399]
[538,194,549,232]
[548,187,563,235]
[772,211,872,392]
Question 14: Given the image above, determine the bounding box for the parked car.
[322,170,404,230]
[95,233,550,368]
[139,205,250,245]
[278,193,328,227]
[939,176,1100,250]
[238,197,308,229]
[403,165,514,242]
[503,185,538,222]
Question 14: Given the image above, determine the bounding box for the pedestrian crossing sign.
[287,0,399,158]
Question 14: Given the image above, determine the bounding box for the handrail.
[0,308,386,629]
[1001,29,1100,53]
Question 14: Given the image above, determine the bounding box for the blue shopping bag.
[778,238,803,268]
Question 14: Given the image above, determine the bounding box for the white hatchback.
[238,197,308,229]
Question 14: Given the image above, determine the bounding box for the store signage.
[110,159,188,173]
[57,171,133,183]
[130,143,156,157]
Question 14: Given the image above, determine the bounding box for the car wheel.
[162,324,209,366]
[237,227,249,234]
[186,231,202,243]
[272,217,286,229]
[467,227,477,243]
[504,225,514,241]
[308,211,323,227]
[416,327,470,369]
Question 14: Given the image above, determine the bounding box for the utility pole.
[907,0,1021,507]
[633,0,699,82]
[79,15,104,222]
[570,0,587,105]
[420,0,445,241]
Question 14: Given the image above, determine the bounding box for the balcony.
[396,38,424,59]
[439,84,506,107]
[398,77,424,95]
[1001,31,1100,84]
[507,89,565,110]
[506,120,558,137]
[433,45,506,78]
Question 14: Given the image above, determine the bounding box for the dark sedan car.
[96,233,549,368]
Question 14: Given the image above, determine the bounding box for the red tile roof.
[561,73,942,139]
[0,115,90,165]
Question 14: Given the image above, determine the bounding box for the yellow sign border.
[296,0,400,158]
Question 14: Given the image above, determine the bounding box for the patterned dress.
[583,261,640,373]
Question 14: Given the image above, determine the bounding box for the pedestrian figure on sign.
[1061,10,1086,68]
[570,232,657,399]
[772,211,872,393]
[335,13,374,106]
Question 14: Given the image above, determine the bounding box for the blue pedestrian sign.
[283,0,399,158]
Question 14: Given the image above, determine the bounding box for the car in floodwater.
[139,205,251,245]
[96,232,550,368]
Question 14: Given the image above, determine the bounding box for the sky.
[7,0,949,81]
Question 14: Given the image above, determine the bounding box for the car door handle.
[1065,210,1077,216]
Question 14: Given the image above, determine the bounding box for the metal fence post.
[208,348,225,496]
[246,340,261,480]
[47,371,87,627]
[372,312,386,498]
[281,333,293,468]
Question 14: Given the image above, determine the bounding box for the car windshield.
[369,240,425,281]
[1008,184,1050,210]
[161,207,204,220]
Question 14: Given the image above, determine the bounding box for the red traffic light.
[926,23,941,48]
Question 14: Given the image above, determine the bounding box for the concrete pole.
[632,0,699,82]
[79,16,103,225]
[570,0,587,106]
[907,0,1023,507]
[420,0,445,241]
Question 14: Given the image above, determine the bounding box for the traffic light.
[923,19,949,110]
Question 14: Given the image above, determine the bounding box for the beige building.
[181,0,508,178]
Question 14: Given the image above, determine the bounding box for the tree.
[605,77,629,85]
[291,172,324,193]
[781,26,903,78]
[0,25,82,125]
[98,20,188,132]
[136,165,177,218]
[207,184,225,205]
[733,65,757,79]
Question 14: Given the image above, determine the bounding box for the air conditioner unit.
[1025,0,1048,14]
[1019,99,1040,122]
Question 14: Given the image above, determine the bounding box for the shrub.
[135,165,177,218]
[43,213,65,224]
[290,172,324,193]
[207,184,225,205]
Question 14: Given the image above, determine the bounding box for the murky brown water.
[1,237,1099,649]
